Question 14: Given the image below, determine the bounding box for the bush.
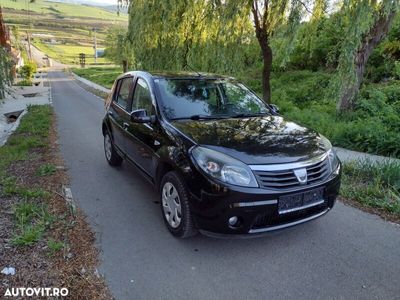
[271,70,331,108]
[19,62,37,81]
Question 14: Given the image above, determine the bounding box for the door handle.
[123,122,129,130]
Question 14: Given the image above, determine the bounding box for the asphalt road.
[49,71,400,300]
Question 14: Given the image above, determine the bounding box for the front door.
[125,78,157,178]
[108,76,134,154]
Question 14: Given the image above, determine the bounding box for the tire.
[104,131,122,166]
[160,171,198,238]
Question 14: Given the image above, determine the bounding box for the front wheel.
[104,132,122,166]
[160,171,198,238]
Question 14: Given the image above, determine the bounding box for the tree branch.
[297,0,313,15]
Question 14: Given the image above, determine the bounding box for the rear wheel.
[104,132,122,166]
[160,171,198,238]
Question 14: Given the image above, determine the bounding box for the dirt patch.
[339,196,400,225]
[0,113,112,299]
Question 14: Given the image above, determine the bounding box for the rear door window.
[114,77,133,110]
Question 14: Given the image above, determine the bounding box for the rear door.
[108,76,134,154]
[125,77,157,178]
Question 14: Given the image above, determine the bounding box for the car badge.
[294,168,307,184]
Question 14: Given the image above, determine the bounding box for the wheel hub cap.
[162,182,182,228]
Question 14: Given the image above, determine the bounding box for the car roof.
[117,70,234,81]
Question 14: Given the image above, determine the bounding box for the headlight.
[327,149,340,174]
[319,134,332,150]
[319,134,340,174]
[191,146,258,187]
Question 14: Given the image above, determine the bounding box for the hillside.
[1,0,127,21]
[2,0,128,66]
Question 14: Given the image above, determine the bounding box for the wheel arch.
[102,120,112,137]
[155,161,176,191]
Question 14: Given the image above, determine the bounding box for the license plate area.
[278,187,324,214]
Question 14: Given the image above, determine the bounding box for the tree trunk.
[251,1,273,104]
[337,9,396,112]
[261,45,272,104]
[122,60,128,73]
[254,31,272,103]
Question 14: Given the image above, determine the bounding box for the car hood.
[171,116,328,165]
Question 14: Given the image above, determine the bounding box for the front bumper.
[187,170,341,236]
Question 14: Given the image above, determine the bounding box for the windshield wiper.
[171,114,228,121]
[228,112,269,118]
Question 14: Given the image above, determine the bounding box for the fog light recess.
[228,216,242,228]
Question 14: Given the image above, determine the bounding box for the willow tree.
[334,0,399,112]
[122,0,325,103]
[0,47,12,99]
[246,1,305,103]
[199,0,332,103]
[0,5,12,99]
[104,26,134,72]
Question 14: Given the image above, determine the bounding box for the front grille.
[251,201,328,229]
[253,157,330,190]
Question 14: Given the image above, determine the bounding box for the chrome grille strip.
[248,208,330,234]
[249,152,328,171]
[278,200,325,214]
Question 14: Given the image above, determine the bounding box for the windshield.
[155,79,271,120]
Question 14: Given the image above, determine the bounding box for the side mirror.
[130,109,156,124]
[269,104,280,115]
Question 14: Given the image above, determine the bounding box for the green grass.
[0,105,54,246]
[11,202,54,246]
[0,105,51,170]
[2,0,127,21]
[341,160,400,218]
[47,238,65,256]
[37,164,57,177]
[33,41,110,65]
[2,176,50,199]
[72,66,123,89]
[11,224,45,246]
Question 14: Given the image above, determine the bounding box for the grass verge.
[0,105,110,299]
[341,160,400,223]
[72,66,122,89]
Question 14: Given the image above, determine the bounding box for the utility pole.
[25,0,32,61]
[92,27,97,64]
[26,30,32,61]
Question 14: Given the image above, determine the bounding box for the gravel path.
[334,147,399,164]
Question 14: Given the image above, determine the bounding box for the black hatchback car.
[102,71,341,238]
